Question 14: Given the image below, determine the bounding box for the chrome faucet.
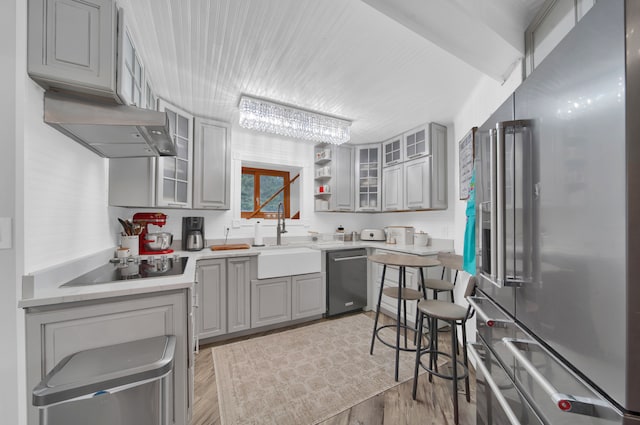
[276,202,287,245]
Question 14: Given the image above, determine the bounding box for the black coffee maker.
[182,217,205,251]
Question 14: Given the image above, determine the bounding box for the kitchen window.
[241,167,292,219]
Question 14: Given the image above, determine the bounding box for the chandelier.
[238,95,351,145]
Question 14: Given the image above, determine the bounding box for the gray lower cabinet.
[25,290,190,425]
[28,0,117,98]
[251,272,326,328]
[227,257,252,333]
[196,258,226,339]
[193,117,231,209]
[196,257,252,339]
[292,273,326,320]
[251,276,292,328]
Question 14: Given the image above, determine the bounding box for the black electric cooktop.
[61,257,189,287]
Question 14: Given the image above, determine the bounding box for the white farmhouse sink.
[257,247,321,279]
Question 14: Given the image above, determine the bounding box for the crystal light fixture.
[238,95,351,145]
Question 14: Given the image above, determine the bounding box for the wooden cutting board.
[210,243,251,251]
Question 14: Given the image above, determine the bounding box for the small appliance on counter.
[182,217,205,251]
[360,229,386,241]
[414,231,429,246]
[384,226,415,245]
[132,212,174,255]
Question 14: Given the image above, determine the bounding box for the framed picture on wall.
[459,127,476,200]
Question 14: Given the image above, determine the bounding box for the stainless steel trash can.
[33,335,176,425]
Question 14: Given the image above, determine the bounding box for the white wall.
[450,63,524,343]
[23,82,126,272]
[138,123,460,244]
[2,0,24,423]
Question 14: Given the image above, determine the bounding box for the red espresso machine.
[132,212,174,255]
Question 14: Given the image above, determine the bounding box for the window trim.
[241,167,291,219]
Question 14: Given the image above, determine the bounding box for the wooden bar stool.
[368,253,441,381]
[412,276,477,425]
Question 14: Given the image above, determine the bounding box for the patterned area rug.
[213,313,424,425]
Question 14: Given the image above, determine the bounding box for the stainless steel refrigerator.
[467,0,640,424]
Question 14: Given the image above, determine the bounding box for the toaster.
[360,229,386,241]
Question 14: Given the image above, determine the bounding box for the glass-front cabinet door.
[382,135,403,167]
[404,124,430,160]
[157,99,193,207]
[356,144,381,212]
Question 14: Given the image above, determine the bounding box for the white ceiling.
[118,0,543,144]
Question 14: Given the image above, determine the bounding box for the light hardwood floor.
[192,312,476,425]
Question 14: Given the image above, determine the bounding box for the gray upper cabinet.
[430,122,448,209]
[313,144,354,212]
[116,10,144,107]
[381,122,448,211]
[403,124,430,160]
[382,163,403,211]
[109,157,157,207]
[355,144,381,212]
[334,145,355,211]
[382,135,404,167]
[157,99,193,208]
[193,118,231,210]
[404,156,431,210]
[28,0,117,98]
[28,0,152,107]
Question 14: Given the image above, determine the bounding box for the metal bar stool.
[412,276,477,425]
[423,252,463,303]
[368,253,441,381]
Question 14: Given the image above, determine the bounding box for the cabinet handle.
[407,153,423,159]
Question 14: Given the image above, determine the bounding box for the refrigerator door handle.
[496,120,533,288]
[502,338,617,418]
[495,123,506,286]
[489,128,498,282]
[468,343,522,425]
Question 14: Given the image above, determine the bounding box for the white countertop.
[19,239,453,309]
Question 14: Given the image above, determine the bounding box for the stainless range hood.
[43,91,176,158]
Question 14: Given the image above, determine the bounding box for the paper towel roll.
[253,221,264,246]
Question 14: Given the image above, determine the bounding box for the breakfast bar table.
[368,253,441,381]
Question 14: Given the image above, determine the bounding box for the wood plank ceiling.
[118,0,538,144]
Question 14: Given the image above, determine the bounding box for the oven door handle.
[468,343,522,425]
[333,255,368,262]
[502,338,614,417]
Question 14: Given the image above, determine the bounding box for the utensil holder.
[121,235,139,256]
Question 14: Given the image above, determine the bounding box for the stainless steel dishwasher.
[326,248,368,316]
